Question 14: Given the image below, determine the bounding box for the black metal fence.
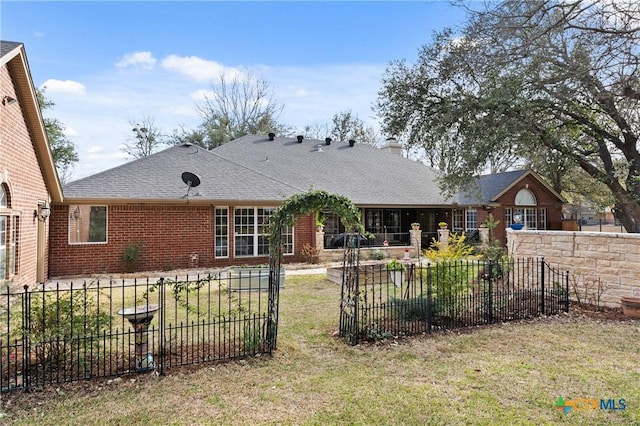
[340,258,569,344]
[0,269,275,392]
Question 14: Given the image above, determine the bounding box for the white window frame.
[234,207,294,258]
[215,207,229,258]
[465,209,478,230]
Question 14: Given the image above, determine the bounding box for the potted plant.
[315,211,326,231]
[411,222,421,231]
[438,221,448,229]
[385,258,406,288]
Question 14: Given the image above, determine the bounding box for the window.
[234,207,293,257]
[0,185,6,208]
[69,205,107,244]
[539,208,547,230]
[452,210,464,231]
[215,207,228,258]
[1,185,9,279]
[507,207,537,229]
[0,216,6,279]
[466,209,478,230]
[10,216,18,276]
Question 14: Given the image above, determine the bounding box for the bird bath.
[117,303,160,372]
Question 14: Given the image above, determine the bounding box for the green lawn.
[2,274,639,425]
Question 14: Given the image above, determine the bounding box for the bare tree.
[196,71,287,148]
[122,117,165,159]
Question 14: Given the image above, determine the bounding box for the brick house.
[49,133,565,277]
[0,41,63,287]
[456,169,567,245]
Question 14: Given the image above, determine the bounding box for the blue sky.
[2,1,468,180]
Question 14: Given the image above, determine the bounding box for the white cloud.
[64,126,79,137]
[40,79,87,95]
[161,54,235,82]
[115,51,157,70]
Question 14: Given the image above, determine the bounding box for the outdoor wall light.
[34,202,51,222]
[2,96,17,106]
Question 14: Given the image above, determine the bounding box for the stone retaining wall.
[506,228,640,307]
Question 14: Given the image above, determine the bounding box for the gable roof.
[457,169,566,205]
[1,40,63,202]
[64,135,453,206]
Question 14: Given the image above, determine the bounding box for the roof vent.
[348,139,356,147]
[268,132,275,141]
[296,135,304,143]
[325,137,332,145]
[317,144,323,152]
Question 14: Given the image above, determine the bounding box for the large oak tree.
[376,0,640,231]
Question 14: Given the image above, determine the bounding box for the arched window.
[507,188,541,229]
[1,184,9,278]
[515,189,536,206]
[0,184,7,208]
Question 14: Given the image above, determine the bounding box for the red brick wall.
[490,175,564,245]
[0,65,50,288]
[49,204,312,277]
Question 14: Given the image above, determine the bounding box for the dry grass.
[1,274,639,425]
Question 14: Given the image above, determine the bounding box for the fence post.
[426,263,432,334]
[158,277,165,376]
[21,285,30,392]
[540,257,545,315]
[487,261,493,324]
[564,270,570,313]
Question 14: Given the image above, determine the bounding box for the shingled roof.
[64,135,453,206]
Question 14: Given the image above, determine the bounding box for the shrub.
[301,243,320,264]
[371,249,385,260]
[122,243,141,272]
[425,232,473,261]
[19,289,111,368]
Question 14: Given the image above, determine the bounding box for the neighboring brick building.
[49,133,566,277]
[0,41,63,287]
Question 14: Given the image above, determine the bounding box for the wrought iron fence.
[340,258,569,344]
[0,269,274,392]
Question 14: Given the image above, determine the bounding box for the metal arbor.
[266,190,363,351]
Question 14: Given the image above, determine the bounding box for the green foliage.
[19,289,111,367]
[37,88,79,183]
[243,320,263,353]
[385,258,406,271]
[122,243,141,272]
[142,276,210,316]
[388,296,435,321]
[270,189,363,255]
[371,249,385,260]
[376,1,640,231]
[425,232,473,261]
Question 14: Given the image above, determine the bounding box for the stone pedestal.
[409,229,422,255]
[437,228,449,248]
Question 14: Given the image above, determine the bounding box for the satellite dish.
[181,172,201,198]
[182,172,201,188]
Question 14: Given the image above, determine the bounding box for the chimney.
[325,137,332,145]
[268,132,275,141]
[348,139,356,147]
[381,137,403,155]
[296,135,304,143]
